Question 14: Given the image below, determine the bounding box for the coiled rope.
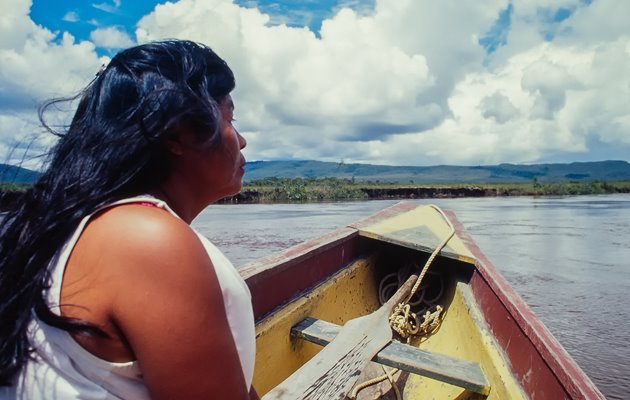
[350,204,455,399]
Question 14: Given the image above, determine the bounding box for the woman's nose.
[238,131,247,149]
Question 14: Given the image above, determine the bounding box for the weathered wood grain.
[262,275,417,400]
[293,317,491,396]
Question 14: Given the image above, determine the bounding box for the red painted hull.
[241,202,604,399]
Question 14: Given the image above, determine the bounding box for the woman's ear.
[164,135,185,156]
[164,127,196,156]
[164,127,198,156]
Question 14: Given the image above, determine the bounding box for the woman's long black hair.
[0,39,235,385]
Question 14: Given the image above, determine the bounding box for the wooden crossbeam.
[292,317,491,396]
[264,276,418,400]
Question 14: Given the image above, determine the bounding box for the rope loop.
[388,303,420,339]
[352,205,455,399]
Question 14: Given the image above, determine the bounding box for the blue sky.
[30,0,377,53]
[30,0,159,48]
[28,0,577,57]
[2,0,629,168]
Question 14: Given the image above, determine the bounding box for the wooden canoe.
[239,202,604,399]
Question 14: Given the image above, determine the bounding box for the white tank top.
[2,196,256,399]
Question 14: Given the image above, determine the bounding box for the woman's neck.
[150,183,205,224]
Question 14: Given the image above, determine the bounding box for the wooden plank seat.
[291,317,491,396]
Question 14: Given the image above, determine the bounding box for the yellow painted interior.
[359,205,476,263]
[253,257,526,399]
[253,255,381,395]
[402,282,527,400]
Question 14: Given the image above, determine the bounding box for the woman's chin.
[226,183,244,198]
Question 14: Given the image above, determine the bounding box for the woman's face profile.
[213,94,248,197]
[171,94,247,202]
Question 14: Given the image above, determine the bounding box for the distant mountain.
[3,160,630,185]
[244,160,630,183]
[0,164,40,184]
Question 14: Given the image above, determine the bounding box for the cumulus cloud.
[92,0,121,14]
[0,0,106,168]
[1,0,629,168]
[556,0,630,44]
[62,11,80,23]
[334,0,375,16]
[521,56,581,119]
[481,92,519,124]
[380,35,630,165]
[90,26,135,49]
[135,0,510,163]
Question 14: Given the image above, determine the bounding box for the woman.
[0,40,257,399]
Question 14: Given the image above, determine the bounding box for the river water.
[193,194,630,399]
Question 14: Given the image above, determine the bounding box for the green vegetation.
[361,179,630,195]
[3,178,630,205]
[437,179,630,196]
[244,160,630,183]
[245,177,368,202]
[527,179,630,196]
[241,177,630,202]
[0,183,29,192]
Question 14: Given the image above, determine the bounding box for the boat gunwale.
[239,226,357,282]
[240,226,362,320]
[239,201,604,399]
[445,207,605,400]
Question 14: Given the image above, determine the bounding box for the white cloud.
[92,1,121,14]
[264,6,315,27]
[521,55,582,120]
[556,0,630,44]
[90,26,134,49]
[375,37,630,165]
[135,0,511,163]
[0,0,37,49]
[1,0,629,168]
[481,92,519,124]
[62,11,80,23]
[334,0,375,16]
[0,0,106,168]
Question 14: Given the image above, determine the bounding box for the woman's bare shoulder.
[69,203,212,301]
[84,204,203,264]
[91,203,194,243]
[87,204,249,398]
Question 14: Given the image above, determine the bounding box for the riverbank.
[0,184,28,211]
[2,179,630,209]
[193,195,630,400]
[220,178,630,203]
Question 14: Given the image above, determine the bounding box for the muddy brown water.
[194,194,630,400]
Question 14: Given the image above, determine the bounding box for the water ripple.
[194,194,630,399]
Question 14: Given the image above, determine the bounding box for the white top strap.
[16,196,255,399]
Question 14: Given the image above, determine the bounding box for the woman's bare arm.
[97,206,250,399]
